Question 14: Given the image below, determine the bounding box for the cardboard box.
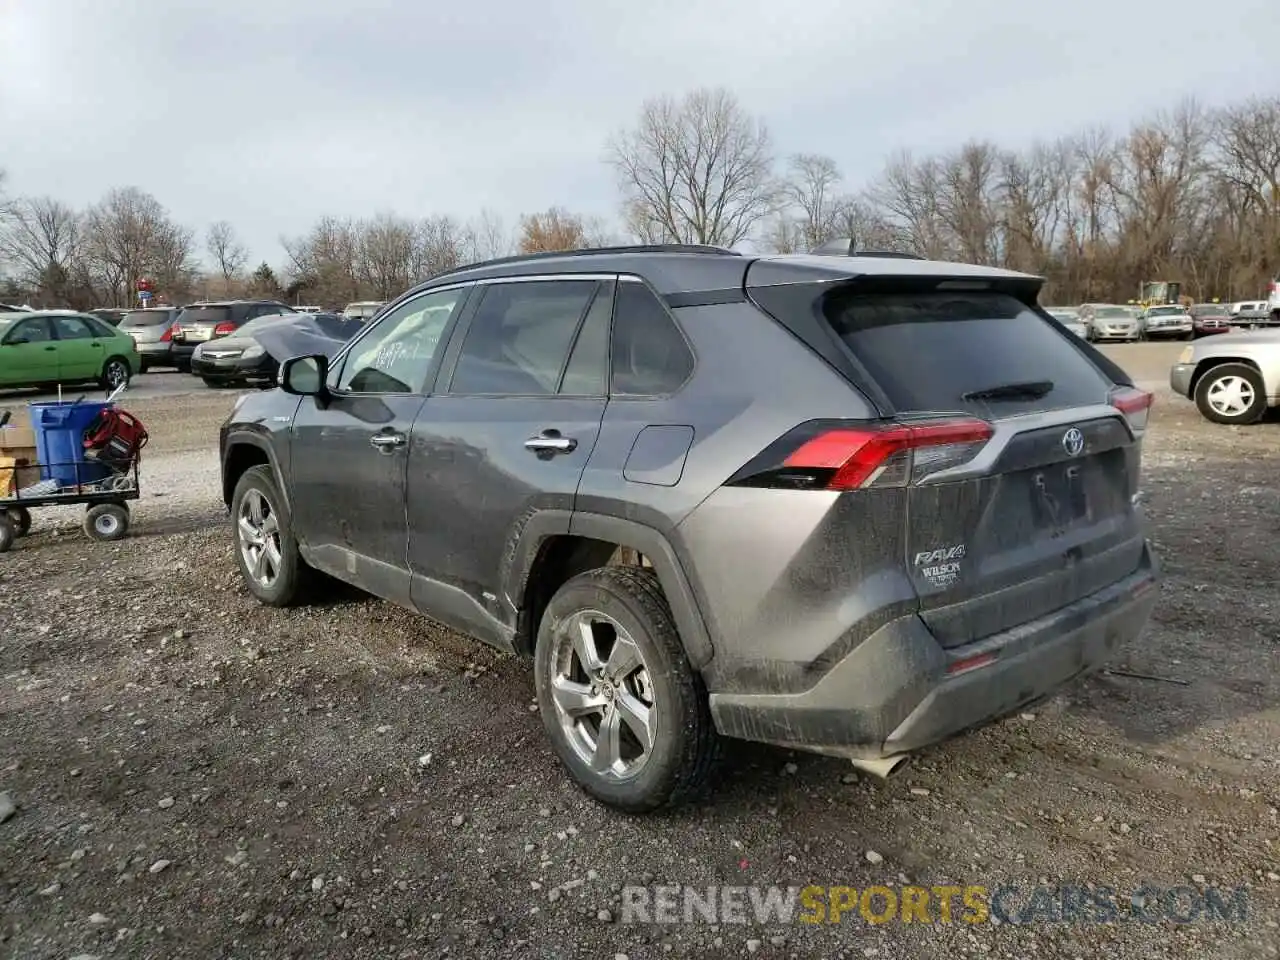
[0,423,41,495]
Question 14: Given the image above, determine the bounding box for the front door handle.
[524,430,577,455]
[370,432,406,452]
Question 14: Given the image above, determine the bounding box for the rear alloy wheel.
[534,566,719,812]
[231,464,314,606]
[1194,363,1267,425]
[100,357,131,391]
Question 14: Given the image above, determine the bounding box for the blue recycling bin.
[29,400,113,488]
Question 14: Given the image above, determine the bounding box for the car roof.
[406,244,1043,300]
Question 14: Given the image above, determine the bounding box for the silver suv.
[219,244,1160,811]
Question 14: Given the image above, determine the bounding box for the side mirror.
[279,354,329,397]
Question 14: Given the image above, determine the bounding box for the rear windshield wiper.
[962,380,1054,402]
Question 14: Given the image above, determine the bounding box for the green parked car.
[0,311,140,391]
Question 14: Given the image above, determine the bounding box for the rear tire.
[533,566,720,812]
[1194,363,1267,425]
[0,515,13,553]
[231,464,315,607]
[84,503,129,541]
[99,357,131,391]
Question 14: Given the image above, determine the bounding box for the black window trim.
[325,282,476,399]
[438,273,617,400]
[609,274,698,400]
[555,279,616,398]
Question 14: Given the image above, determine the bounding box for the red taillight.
[731,417,994,491]
[1109,386,1153,432]
[160,326,172,342]
[213,322,236,336]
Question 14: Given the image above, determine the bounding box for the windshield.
[178,307,233,325]
[1151,306,1186,316]
[1189,304,1223,316]
[120,310,171,327]
[235,313,293,338]
[1096,307,1131,318]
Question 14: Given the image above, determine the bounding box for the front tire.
[231,464,314,606]
[533,566,719,813]
[1194,363,1267,425]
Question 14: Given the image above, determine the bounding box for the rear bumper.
[170,343,198,362]
[708,543,1160,759]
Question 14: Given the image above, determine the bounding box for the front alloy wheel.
[230,464,315,606]
[238,488,282,589]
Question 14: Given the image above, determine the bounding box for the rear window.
[822,290,1113,417]
[178,307,232,325]
[120,310,171,327]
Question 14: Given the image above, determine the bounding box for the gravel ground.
[1,360,1278,959]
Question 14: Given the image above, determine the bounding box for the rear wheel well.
[515,535,654,657]
[222,444,271,507]
[1190,356,1262,396]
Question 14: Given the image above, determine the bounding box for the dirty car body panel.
[219,247,1160,776]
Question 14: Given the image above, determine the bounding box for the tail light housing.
[160,325,173,342]
[213,321,237,337]
[727,417,994,491]
[1109,386,1153,433]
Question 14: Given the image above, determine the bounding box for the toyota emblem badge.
[1062,427,1085,457]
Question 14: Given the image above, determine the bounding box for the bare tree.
[518,207,592,253]
[358,212,416,298]
[467,209,513,262]
[206,220,248,287]
[0,196,82,304]
[783,154,843,250]
[608,88,778,247]
[82,187,197,306]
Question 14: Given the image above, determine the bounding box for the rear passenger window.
[822,290,1112,417]
[450,280,599,396]
[610,281,694,396]
[558,282,613,396]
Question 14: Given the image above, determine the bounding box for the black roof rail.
[429,243,740,281]
[809,238,924,260]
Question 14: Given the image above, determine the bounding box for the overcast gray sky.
[2,0,1276,266]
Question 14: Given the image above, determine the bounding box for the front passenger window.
[338,287,467,394]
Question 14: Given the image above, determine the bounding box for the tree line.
[2,89,1277,309]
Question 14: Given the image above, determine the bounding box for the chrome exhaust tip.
[848,755,909,779]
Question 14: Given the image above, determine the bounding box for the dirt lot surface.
[2,349,1278,959]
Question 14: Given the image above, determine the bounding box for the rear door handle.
[524,430,577,455]
[370,432,406,452]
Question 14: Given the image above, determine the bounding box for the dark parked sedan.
[190,312,363,387]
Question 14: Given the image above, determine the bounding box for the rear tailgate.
[750,269,1152,648]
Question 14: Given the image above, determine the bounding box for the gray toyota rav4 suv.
[219,244,1160,811]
